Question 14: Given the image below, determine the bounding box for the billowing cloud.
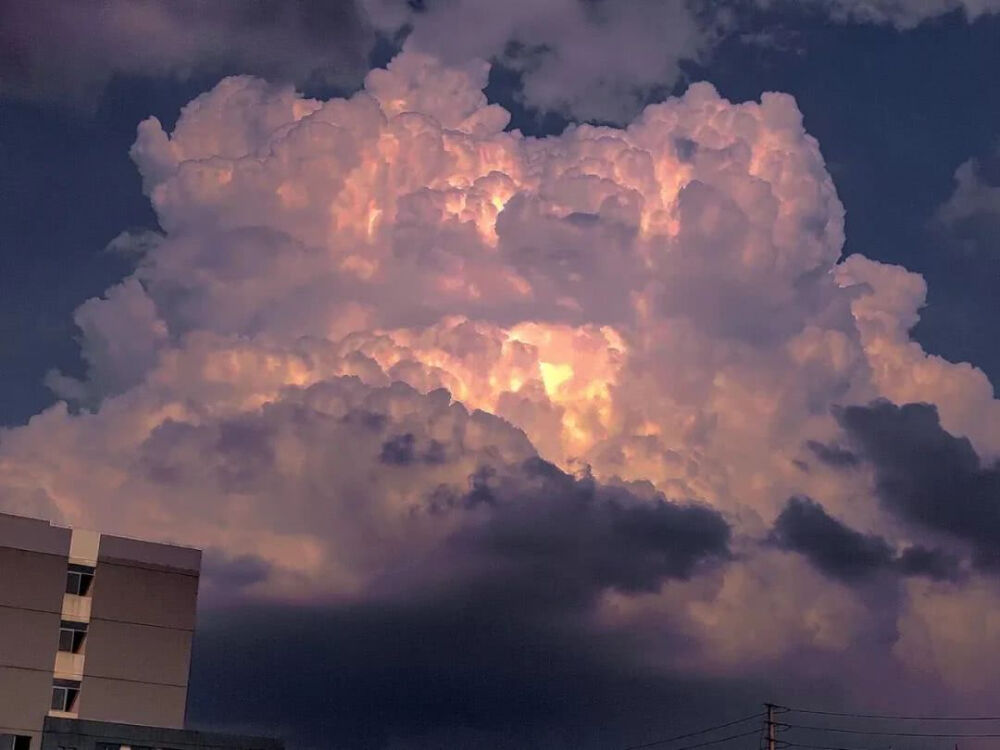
[3,50,1000,744]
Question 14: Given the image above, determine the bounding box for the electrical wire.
[617,713,764,750]
[621,728,764,750]
[620,704,1000,750]
[777,741,892,750]
[780,722,1000,739]
[778,705,1000,722]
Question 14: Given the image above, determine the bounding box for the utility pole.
[765,703,776,750]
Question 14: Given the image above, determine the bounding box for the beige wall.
[81,557,199,728]
[75,677,189,729]
[0,608,60,670]
[84,619,193,687]
[0,547,69,613]
[98,533,201,573]
[0,540,68,743]
[0,667,50,740]
[0,514,71,558]
[89,561,199,631]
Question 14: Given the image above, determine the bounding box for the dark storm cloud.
[805,439,859,468]
[436,457,732,598]
[188,457,733,748]
[896,544,962,581]
[188,599,759,750]
[379,432,417,464]
[0,0,373,106]
[834,400,1000,569]
[771,496,894,583]
[379,433,448,465]
[770,496,962,583]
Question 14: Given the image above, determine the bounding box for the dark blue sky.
[1,7,998,425]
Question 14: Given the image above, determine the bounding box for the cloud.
[367,0,1000,120]
[3,50,1000,744]
[770,495,961,583]
[200,551,272,602]
[0,0,373,107]
[364,0,718,122]
[188,598,759,750]
[937,149,1000,257]
[760,0,1000,28]
[771,496,895,582]
[4,0,997,122]
[835,400,1000,569]
[438,456,731,596]
[896,544,962,580]
[805,439,860,468]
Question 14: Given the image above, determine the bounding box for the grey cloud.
[437,457,732,599]
[139,416,277,494]
[655,178,847,345]
[188,599,759,750]
[0,0,373,107]
[936,152,1000,259]
[771,495,963,583]
[380,433,448,465]
[5,0,997,120]
[805,439,860,468]
[835,400,1000,570]
[173,422,734,748]
[131,376,729,601]
[201,551,272,592]
[771,496,895,583]
[380,432,418,464]
[369,0,714,122]
[759,0,1000,28]
[185,455,733,748]
[896,544,962,581]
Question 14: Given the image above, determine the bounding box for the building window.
[65,565,94,596]
[13,737,30,750]
[50,680,80,713]
[57,621,87,653]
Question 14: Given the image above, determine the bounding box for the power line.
[780,722,1000,739]
[619,703,1000,750]
[621,728,763,750]
[618,713,763,750]
[778,742,892,750]
[778,705,1000,722]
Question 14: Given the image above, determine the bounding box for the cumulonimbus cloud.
[3,50,1000,744]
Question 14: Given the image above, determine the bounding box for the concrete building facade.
[0,512,279,750]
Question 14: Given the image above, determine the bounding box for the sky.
[2,1,1000,748]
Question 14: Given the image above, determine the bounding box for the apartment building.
[0,512,281,750]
